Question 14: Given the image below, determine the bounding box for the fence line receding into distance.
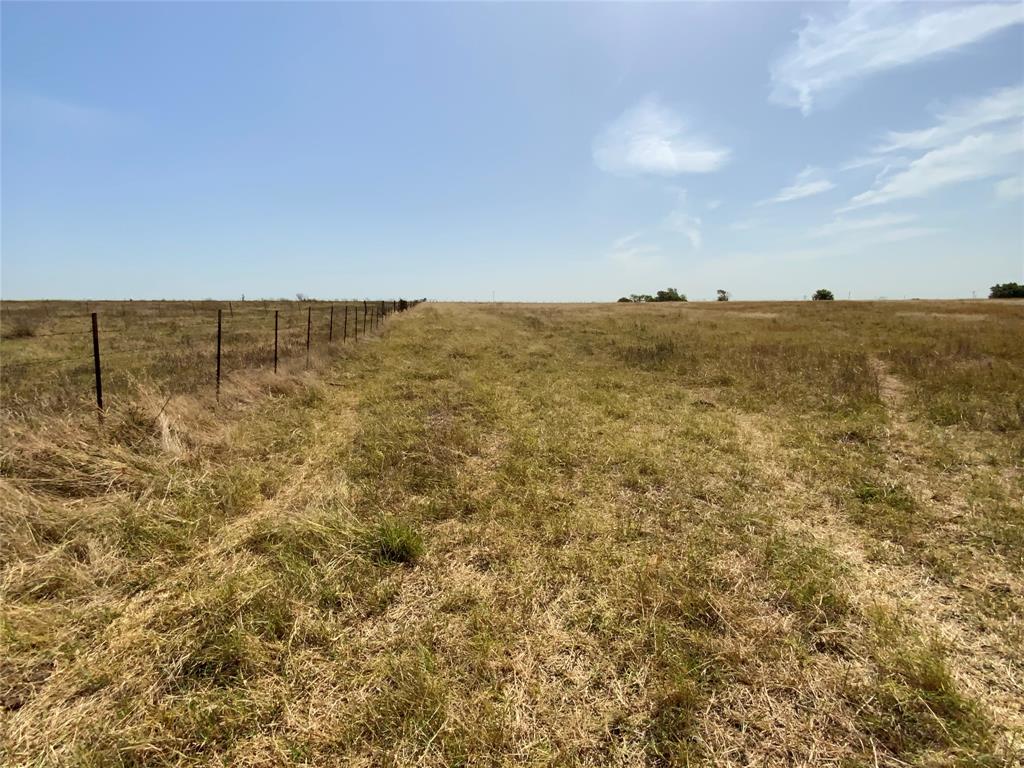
[0,299,421,417]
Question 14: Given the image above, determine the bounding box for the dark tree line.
[618,288,687,303]
[990,282,1024,298]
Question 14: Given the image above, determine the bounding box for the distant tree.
[989,282,1024,298]
[617,297,632,303]
[653,287,687,302]
[812,289,835,301]
[716,289,730,302]
[628,294,655,303]
[296,293,308,301]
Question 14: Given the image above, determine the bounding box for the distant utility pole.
[492,291,495,303]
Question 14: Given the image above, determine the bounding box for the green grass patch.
[362,518,423,566]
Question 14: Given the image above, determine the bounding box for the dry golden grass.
[1,299,1022,766]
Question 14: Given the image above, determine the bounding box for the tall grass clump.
[362,518,423,565]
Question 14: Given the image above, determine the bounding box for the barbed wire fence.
[0,298,422,418]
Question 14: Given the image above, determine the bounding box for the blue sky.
[2,2,1022,301]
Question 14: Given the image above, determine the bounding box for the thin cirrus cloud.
[841,85,1024,211]
[730,219,759,232]
[844,131,1024,210]
[808,213,940,243]
[607,232,662,267]
[5,90,133,134]
[663,195,703,250]
[593,98,731,176]
[995,176,1024,201]
[771,2,1024,115]
[875,85,1024,154]
[808,212,916,238]
[758,166,835,205]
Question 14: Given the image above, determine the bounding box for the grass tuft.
[853,480,915,510]
[849,610,997,761]
[762,534,850,642]
[362,518,423,565]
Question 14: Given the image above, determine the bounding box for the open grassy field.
[2,299,1022,766]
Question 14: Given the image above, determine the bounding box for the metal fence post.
[329,304,334,343]
[305,306,312,369]
[216,309,222,400]
[91,312,103,420]
[343,304,349,341]
[274,310,279,373]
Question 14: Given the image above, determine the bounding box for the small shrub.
[2,318,38,339]
[812,289,835,301]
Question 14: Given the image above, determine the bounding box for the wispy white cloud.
[842,86,1023,173]
[730,219,759,232]
[593,97,730,175]
[809,213,940,243]
[771,3,1024,115]
[995,175,1024,201]
[759,166,835,205]
[612,232,643,250]
[665,212,702,250]
[706,199,722,211]
[876,85,1024,154]
[840,154,911,173]
[843,130,1024,211]
[809,213,916,238]
[608,232,662,267]
[5,90,133,134]
[841,84,1024,210]
[662,191,703,249]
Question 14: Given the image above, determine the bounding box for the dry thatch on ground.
[2,300,1022,766]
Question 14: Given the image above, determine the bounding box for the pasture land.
[1,300,1022,766]
[0,300,397,413]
